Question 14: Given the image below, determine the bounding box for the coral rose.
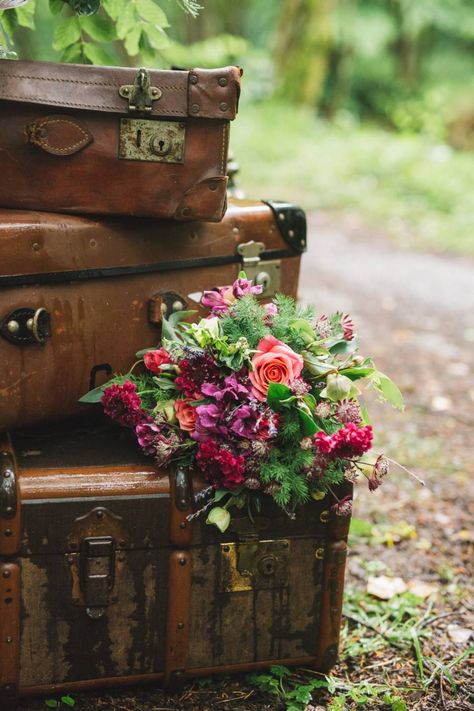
[174,398,197,432]
[143,347,171,374]
[249,335,304,402]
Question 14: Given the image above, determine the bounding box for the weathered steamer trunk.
[0,60,242,221]
[0,199,305,431]
[0,424,351,702]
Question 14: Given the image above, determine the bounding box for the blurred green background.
[1,0,474,254]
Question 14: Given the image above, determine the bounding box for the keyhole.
[150,135,170,156]
[136,129,142,147]
[256,271,271,291]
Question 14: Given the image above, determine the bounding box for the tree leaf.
[49,0,64,15]
[266,382,292,410]
[124,24,142,56]
[52,16,81,50]
[136,0,169,27]
[15,0,36,29]
[80,13,116,41]
[44,701,59,709]
[60,696,76,708]
[82,41,114,65]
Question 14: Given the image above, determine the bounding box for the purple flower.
[192,402,229,441]
[135,421,182,466]
[230,402,278,440]
[232,277,263,299]
[201,372,251,403]
[201,277,263,316]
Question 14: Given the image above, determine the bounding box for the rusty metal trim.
[169,470,193,547]
[0,438,21,555]
[313,539,348,672]
[164,550,192,686]
[0,562,20,707]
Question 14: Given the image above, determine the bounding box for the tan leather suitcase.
[0,199,306,431]
[0,59,241,221]
[0,421,350,704]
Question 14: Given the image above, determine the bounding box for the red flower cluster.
[101,381,144,428]
[315,422,373,458]
[175,353,220,398]
[196,440,245,489]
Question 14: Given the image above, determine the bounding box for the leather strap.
[25,115,93,156]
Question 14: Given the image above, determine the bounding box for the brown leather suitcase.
[0,199,306,431]
[0,59,241,221]
[0,422,351,704]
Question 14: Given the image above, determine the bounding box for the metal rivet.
[181,207,192,217]
[315,547,325,560]
[4,529,12,537]
[6,636,12,643]
[66,555,74,564]
[172,301,184,312]
[3,471,10,478]
[218,77,228,87]
[222,545,230,552]
[26,318,33,331]
[288,229,295,238]
[278,212,285,221]
[300,238,305,246]
[160,302,168,315]
[320,510,329,524]
[179,557,186,566]
[177,622,184,630]
[219,102,228,112]
[32,242,41,251]
[5,507,12,515]
[118,539,125,547]
[190,103,200,114]
[208,181,218,191]
[190,74,198,84]
[232,227,239,235]
[2,570,11,579]
[89,239,97,248]
[96,510,104,519]
[6,321,19,334]
[179,522,186,529]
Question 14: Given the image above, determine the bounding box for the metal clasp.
[237,241,281,298]
[119,68,162,113]
[80,536,115,619]
[0,307,51,345]
[219,538,290,593]
[0,452,16,520]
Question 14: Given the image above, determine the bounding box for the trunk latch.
[219,538,290,593]
[237,241,281,298]
[80,536,115,619]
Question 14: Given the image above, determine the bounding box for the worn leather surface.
[0,60,242,220]
[0,199,302,431]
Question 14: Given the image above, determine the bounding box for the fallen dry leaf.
[407,580,439,599]
[447,625,472,645]
[367,575,407,600]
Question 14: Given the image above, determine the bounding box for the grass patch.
[231,101,474,256]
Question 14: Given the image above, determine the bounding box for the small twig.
[439,671,448,710]
[386,456,425,486]
[214,691,255,705]
[419,610,461,629]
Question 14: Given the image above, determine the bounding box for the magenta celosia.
[196,440,245,489]
[174,352,220,398]
[314,422,373,458]
[101,381,145,428]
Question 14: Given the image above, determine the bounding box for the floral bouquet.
[81,275,404,532]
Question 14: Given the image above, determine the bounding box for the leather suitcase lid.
[0,59,242,120]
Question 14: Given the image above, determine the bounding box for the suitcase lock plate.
[119,118,185,164]
[237,241,281,298]
[0,307,51,345]
[219,538,290,593]
[67,507,129,619]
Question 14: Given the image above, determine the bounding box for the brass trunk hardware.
[118,68,162,113]
[0,307,51,345]
[175,468,192,512]
[237,241,281,298]
[67,507,129,619]
[219,538,290,593]
[148,291,187,326]
[0,453,16,520]
[119,118,185,164]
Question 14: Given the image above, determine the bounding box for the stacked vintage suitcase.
[0,59,350,705]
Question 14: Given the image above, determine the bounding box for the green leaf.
[135,347,155,358]
[168,309,197,327]
[266,382,292,410]
[298,408,318,436]
[370,371,404,410]
[49,0,65,15]
[340,365,376,380]
[52,17,81,50]
[115,1,136,39]
[302,351,334,377]
[78,375,127,403]
[60,696,76,708]
[328,337,359,355]
[136,0,169,27]
[44,701,59,709]
[350,517,373,538]
[303,392,316,413]
[102,0,125,20]
[82,41,114,65]
[124,24,142,56]
[80,13,116,41]
[67,0,101,15]
[212,488,231,504]
[15,1,36,29]
[269,664,291,678]
[141,22,169,50]
[206,506,230,533]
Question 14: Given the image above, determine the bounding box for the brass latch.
[0,452,16,520]
[80,536,115,619]
[219,538,290,593]
[118,67,162,113]
[237,241,281,298]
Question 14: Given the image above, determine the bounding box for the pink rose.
[249,335,304,402]
[174,398,197,432]
[144,348,171,374]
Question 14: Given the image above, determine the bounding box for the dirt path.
[21,215,473,710]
